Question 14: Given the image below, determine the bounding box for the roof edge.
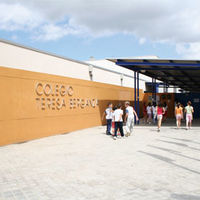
[0,38,89,67]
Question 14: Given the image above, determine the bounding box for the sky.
[0,0,200,61]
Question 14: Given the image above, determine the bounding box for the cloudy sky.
[0,0,200,60]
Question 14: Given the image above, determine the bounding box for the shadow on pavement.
[161,136,200,145]
[138,151,200,175]
[148,145,200,162]
[157,139,188,147]
[171,193,200,200]
[157,139,200,152]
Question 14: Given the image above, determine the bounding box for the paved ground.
[0,125,200,200]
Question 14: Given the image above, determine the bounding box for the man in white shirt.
[124,101,139,136]
[113,103,124,140]
[102,103,113,135]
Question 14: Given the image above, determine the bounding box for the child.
[124,101,139,136]
[102,102,113,135]
[175,103,183,129]
[181,104,185,120]
[142,102,147,124]
[157,102,165,132]
[163,102,168,122]
[113,103,124,140]
[147,102,152,124]
[185,101,194,130]
[111,106,117,135]
[152,102,157,124]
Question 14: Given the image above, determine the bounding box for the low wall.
[0,66,143,146]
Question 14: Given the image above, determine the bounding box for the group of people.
[102,102,139,140]
[143,102,168,125]
[143,101,194,131]
[102,100,195,139]
[175,101,194,130]
[143,102,166,132]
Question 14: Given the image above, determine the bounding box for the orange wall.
[0,66,143,146]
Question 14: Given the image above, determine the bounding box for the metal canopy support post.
[164,83,168,93]
[152,78,157,103]
[154,78,157,102]
[173,86,177,93]
[137,72,140,124]
[163,84,166,93]
[134,71,137,124]
[152,78,154,101]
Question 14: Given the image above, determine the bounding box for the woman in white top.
[185,101,194,130]
[146,102,152,124]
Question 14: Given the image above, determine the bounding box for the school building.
[0,39,199,146]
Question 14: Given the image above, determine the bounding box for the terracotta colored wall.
[0,66,143,146]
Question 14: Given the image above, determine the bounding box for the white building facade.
[0,39,174,93]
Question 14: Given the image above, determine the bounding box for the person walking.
[111,106,117,135]
[147,102,152,124]
[152,102,157,124]
[180,103,185,121]
[142,102,147,124]
[102,102,113,135]
[185,101,194,130]
[175,103,183,129]
[157,102,165,132]
[163,102,168,122]
[113,103,124,140]
[124,101,139,137]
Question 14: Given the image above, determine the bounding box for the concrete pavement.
[0,125,200,200]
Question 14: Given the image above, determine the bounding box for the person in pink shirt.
[157,102,165,132]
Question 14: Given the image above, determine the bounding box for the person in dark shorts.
[113,103,124,140]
